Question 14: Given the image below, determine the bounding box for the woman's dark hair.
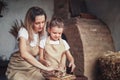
[27,7,47,22]
[24,6,47,42]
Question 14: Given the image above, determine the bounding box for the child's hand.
[69,62,76,72]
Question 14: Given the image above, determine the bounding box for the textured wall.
[54,0,70,20]
[85,0,120,51]
[0,0,54,60]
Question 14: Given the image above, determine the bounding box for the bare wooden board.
[46,74,76,80]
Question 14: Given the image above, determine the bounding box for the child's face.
[49,26,63,41]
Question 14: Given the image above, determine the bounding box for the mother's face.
[33,15,46,33]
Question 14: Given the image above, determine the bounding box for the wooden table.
[75,75,88,80]
[46,74,88,80]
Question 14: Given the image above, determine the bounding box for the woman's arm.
[19,37,52,71]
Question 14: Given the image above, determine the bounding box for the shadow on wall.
[0,0,8,17]
[0,60,9,80]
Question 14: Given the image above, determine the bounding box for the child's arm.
[65,50,76,72]
[39,47,50,67]
[59,53,66,71]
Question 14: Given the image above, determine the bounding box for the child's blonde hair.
[49,16,64,29]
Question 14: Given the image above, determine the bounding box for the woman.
[6,6,53,80]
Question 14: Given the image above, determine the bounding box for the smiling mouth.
[38,28,42,30]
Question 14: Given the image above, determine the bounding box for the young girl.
[6,6,53,80]
[39,17,76,76]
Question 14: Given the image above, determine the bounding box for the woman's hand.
[46,66,54,71]
[58,64,66,72]
[42,60,51,67]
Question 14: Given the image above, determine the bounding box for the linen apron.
[44,37,66,72]
[6,42,45,80]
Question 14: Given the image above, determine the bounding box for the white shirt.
[13,27,47,53]
[18,27,39,47]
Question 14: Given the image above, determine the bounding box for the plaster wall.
[0,0,54,60]
[85,0,120,51]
